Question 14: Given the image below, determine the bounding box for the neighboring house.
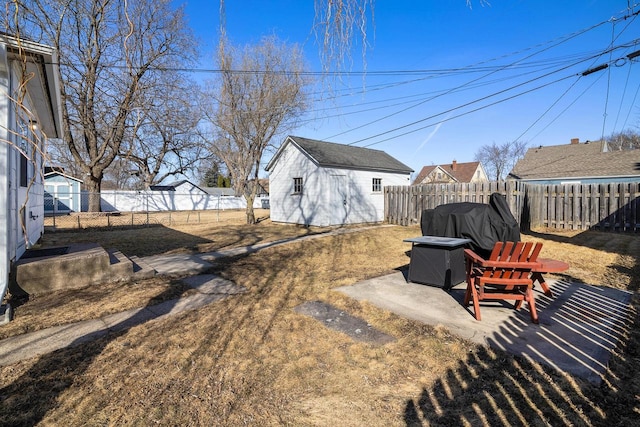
[201,187,237,197]
[44,169,82,213]
[412,160,488,185]
[1,35,62,309]
[149,179,207,194]
[203,179,269,198]
[508,138,640,184]
[265,135,413,226]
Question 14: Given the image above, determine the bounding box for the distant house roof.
[44,169,82,183]
[413,161,483,184]
[266,136,413,174]
[509,139,640,181]
[149,180,206,192]
[201,187,236,196]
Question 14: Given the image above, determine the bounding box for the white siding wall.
[1,45,48,302]
[322,167,410,225]
[0,42,10,298]
[269,142,411,226]
[470,165,489,183]
[269,143,330,225]
[10,62,45,259]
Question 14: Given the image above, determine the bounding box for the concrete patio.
[337,270,633,384]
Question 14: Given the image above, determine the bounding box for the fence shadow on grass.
[402,277,640,425]
[403,286,639,425]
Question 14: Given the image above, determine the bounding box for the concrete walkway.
[0,275,245,366]
[0,226,634,385]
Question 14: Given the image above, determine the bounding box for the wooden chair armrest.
[464,248,484,264]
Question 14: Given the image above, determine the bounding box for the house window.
[293,177,303,194]
[20,153,28,187]
[18,121,30,187]
[437,172,442,180]
[372,178,382,193]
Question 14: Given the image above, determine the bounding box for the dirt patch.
[294,300,396,345]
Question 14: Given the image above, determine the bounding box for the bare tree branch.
[475,140,527,181]
[14,0,197,211]
[202,36,309,224]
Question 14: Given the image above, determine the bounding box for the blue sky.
[178,0,640,178]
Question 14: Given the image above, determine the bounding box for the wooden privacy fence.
[385,181,640,232]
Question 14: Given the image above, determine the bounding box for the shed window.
[293,177,303,194]
[372,178,382,193]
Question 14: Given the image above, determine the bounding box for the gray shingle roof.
[509,141,640,180]
[283,136,413,173]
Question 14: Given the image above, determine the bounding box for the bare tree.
[604,129,640,151]
[215,1,476,76]
[203,36,309,224]
[15,0,197,211]
[120,78,207,188]
[475,140,528,181]
[102,157,140,190]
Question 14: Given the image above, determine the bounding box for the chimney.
[570,138,579,145]
[452,160,457,171]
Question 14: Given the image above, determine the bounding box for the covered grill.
[420,193,520,258]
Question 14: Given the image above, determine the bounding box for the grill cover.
[420,193,520,257]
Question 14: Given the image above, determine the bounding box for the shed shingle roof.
[268,136,413,174]
[509,140,640,180]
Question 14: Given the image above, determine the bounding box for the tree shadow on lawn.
[40,221,329,258]
[0,281,197,426]
[0,235,323,425]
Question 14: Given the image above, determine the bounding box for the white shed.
[1,35,62,311]
[266,136,413,227]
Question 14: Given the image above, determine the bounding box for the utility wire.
[527,73,606,143]
[361,74,577,148]
[346,48,621,147]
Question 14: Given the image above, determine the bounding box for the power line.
[360,74,578,148]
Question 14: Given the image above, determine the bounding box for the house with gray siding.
[266,136,413,227]
[508,138,640,184]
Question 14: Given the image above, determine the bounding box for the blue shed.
[44,170,83,213]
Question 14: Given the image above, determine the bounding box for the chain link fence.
[44,190,269,230]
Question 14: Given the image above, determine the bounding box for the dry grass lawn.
[1,213,638,426]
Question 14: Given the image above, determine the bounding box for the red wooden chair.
[464,241,543,323]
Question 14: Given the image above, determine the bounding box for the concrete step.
[129,255,156,280]
[11,243,111,295]
[106,248,134,279]
[11,244,157,297]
